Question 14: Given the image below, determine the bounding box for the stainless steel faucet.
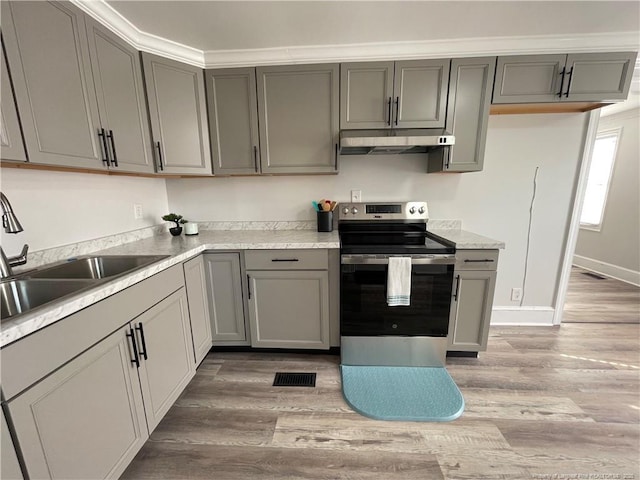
[1,192,28,278]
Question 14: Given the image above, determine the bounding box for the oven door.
[340,254,454,337]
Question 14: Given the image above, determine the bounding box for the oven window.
[340,263,453,336]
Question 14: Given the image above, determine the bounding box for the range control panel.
[338,202,428,221]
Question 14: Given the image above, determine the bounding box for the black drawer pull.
[135,323,148,360]
[564,66,574,98]
[98,128,109,166]
[156,141,164,171]
[557,66,566,98]
[453,274,461,301]
[126,328,140,368]
[386,97,392,126]
[271,258,299,262]
[463,259,495,263]
[107,130,118,166]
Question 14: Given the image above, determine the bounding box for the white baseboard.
[491,307,555,326]
[573,255,640,287]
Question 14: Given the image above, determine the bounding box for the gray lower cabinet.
[428,57,496,173]
[245,250,330,349]
[7,324,148,480]
[203,253,248,345]
[1,408,23,480]
[492,52,637,104]
[142,53,212,175]
[205,68,261,175]
[134,288,195,433]
[183,255,214,363]
[1,43,27,163]
[340,59,449,129]
[256,64,339,174]
[448,250,499,352]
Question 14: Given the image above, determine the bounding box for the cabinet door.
[393,59,449,128]
[1,1,104,169]
[1,409,23,480]
[340,61,394,129]
[203,253,247,344]
[135,288,195,433]
[447,270,496,352]
[257,64,339,174]
[205,68,260,175]
[183,255,213,365]
[85,18,154,173]
[247,270,329,349]
[433,57,496,173]
[141,53,212,175]
[1,42,26,162]
[563,52,637,102]
[7,326,148,480]
[492,54,566,104]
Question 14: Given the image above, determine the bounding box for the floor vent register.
[273,372,316,387]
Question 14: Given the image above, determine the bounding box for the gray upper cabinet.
[0,41,27,163]
[142,53,212,175]
[84,17,154,174]
[428,57,496,173]
[205,68,260,175]
[257,64,339,174]
[493,52,637,104]
[340,59,449,130]
[2,1,104,169]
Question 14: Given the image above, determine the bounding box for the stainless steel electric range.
[339,201,456,367]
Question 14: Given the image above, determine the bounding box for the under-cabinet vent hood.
[340,129,455,155]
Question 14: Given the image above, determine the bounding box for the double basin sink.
[1,255,169,321]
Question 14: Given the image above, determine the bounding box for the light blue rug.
[341,365,464,422]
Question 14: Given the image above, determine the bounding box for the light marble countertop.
[1,226,503,348]
[0,229,339,348]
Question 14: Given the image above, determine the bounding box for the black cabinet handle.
[98,128,109,166]
[271,258,299,262]
[334,143,338,170]
[156,141,164,171]
[394,96,399,126]
[107,130,118,167]
[253,145,259,172]
[135,323,148,360]
[564,66,574,98]
[463,259,495,263]
[453,275,461,301]
[386,97,392,126]
[247,274,251,300]
[557,67,566,98]
[126,328,140,368]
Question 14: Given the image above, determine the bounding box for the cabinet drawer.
[455,250,499,271]
[245,249,328,270]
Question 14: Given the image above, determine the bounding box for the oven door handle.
[341,255,455,265]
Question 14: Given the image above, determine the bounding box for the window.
[580,128,622,230]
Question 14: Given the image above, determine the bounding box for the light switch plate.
[134,204,143,219]
[351,190,362,203]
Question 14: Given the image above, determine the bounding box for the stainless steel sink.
[1,278,97,320]
[2,254,170,320]
[28,255,169,280]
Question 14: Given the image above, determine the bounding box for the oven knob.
[351,207,358,214]
[342,207,350,215]
[418,206,425,214]
[409,206,416,214]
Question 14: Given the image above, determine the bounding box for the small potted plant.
[162,213,188,236]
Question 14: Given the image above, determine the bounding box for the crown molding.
[72,0,640,69]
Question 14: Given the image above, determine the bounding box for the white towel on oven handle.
[387,256,412,306]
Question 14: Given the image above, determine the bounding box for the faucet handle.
[8,244,28,267]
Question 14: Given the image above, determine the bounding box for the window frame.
[579,126,622,232]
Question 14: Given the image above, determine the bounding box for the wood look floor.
[122,275,640,480]
[564,266,640,324]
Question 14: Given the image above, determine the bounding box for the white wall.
[0,168,169,253]
[166,113,588,310]
[574,108,640,281]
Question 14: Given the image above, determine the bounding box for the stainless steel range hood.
[340,129,455,155]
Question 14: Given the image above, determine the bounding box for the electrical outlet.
[351,190,362,203]
[511,287,523,302]
[134,204,143,220]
